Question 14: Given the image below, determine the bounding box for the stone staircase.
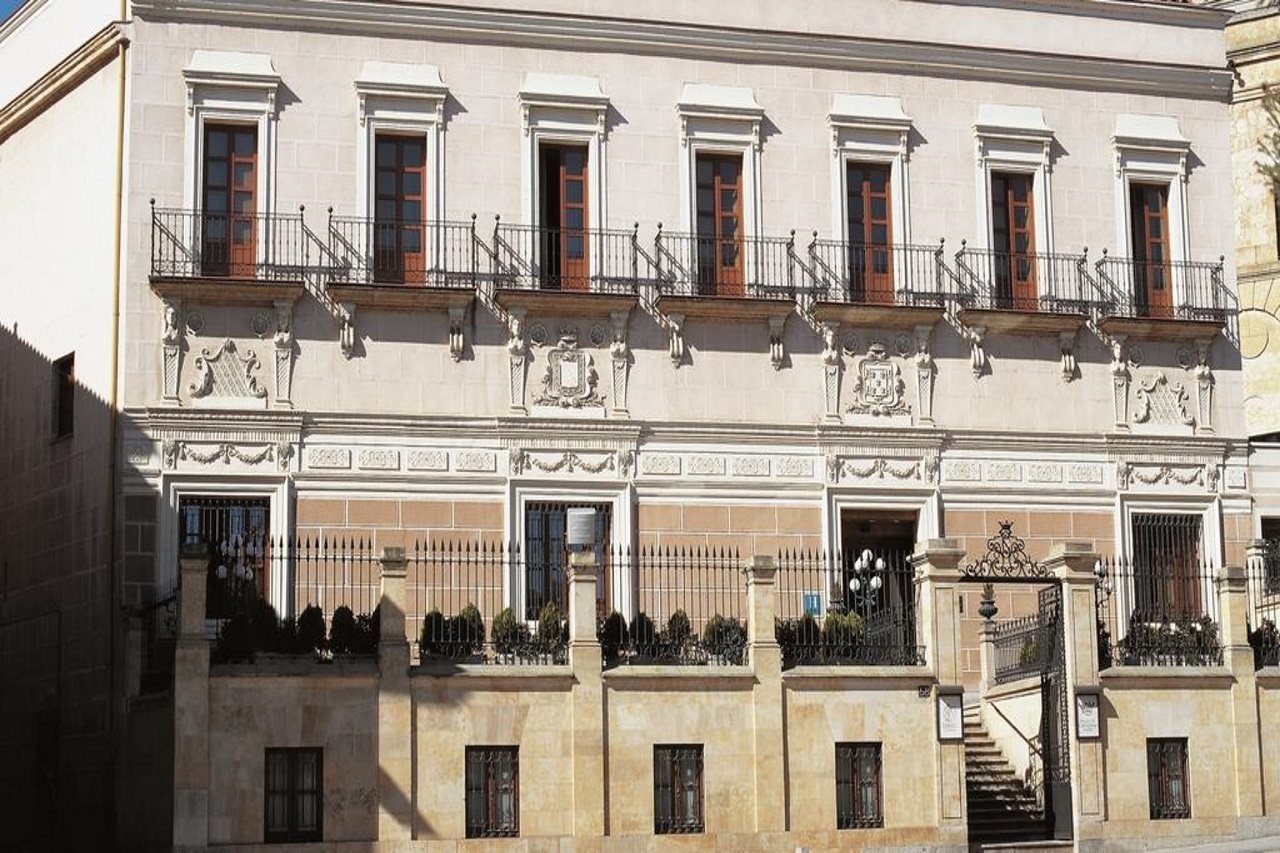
[964,705,1055,850]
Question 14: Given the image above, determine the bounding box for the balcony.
[953,246,1091,335]
[1093,254,1231,341]
[490,221,641,314]
[652,230,797,320]
[149,202,306,305]
[325,215,477,312]
[803,239,948,329]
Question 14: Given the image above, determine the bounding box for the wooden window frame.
[200,122,259,279]
[990,170,1038,310]
[835,742,884,829]
[653,744,704,834]
[845,161,894,305]
[1128,181,1174,319]
[465,746,519,838]
[1147,738,1190,820]
[263,747,323,843]
[51,353,74,441]
[537,142,591,292]
[371,132,428,284]
[694,151,745,297]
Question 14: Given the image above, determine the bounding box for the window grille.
[524,501,611,619]
[1147,738,1190,820]
[465,746,519,838]
[264,748,322,843]
[1130,514,1203,617]
[835,742,883,829]
[654,744,704,834]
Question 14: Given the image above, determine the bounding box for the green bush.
[330,606,357,653]
[822,611,864,660]
[598,611,628,664]
[702,614,747,665]
[492,607,530,656]
[456,603,486,653]
[1116,613,1222,666]
[350,605,380,655]
[1018,636,1042,668]
[1249,619,1279,669]
[632,612,658,657]
[420,609,449,657]
[536,602,567,656]
[296,604,326,651]
[665,609,692,650]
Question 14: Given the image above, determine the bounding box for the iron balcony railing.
[653,228,797,300]
[150,201,307,281]
[491,221,642,295]
[1093,253,1229,323]
[953,244,1093,314]
[326,214,480,288]
[804,237,950,308]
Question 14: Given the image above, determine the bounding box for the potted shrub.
[664,609,692,659]
[420,609,448,658]
[631,612,658,660]
[492,607,530,662]
[1250,619,1279,669]
[350,606,379,655]
[702,614,747,665]
[822,611,864,663]
[456,603,486,658]
[598,611,628,666]
[296,604,326,653]
[536,602,568,662]
[329,605,356,654]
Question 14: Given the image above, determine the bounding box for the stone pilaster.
[744,555,785,832]
[567,551,605,837]
[912,540,966,838]
[173,547,210,848]
[978,619,997,698]
[377,547,413,840]
[1044,542,1102,843]
[1226,551,1264,819]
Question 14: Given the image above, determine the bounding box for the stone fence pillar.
[173,545,211,848]
[911,539,966,839]
[744,555,785,832]
[1224,550,1263,819]
[377,546,412,840]
[978,617,997,699]
[567,550,605,837]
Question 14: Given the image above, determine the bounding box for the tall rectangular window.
[654,744,704,834]
[1130,514,1202,618]
[264,748,322,843]
[1147,738,1190,819]
[373,134,427,283]
[524,501,612,619]
[835,742,883,829]
[179,496,271,616]
[694,152,743,297]
[538,144,590,291]
[201,124,258,278]
[846,163,893,305]
[991,171,1036,310]
[1129,182,1172,319]
[465,746,519,838]
[52,353,74,440]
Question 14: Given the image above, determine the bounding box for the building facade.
[1,0,1276,849]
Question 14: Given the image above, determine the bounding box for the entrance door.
[373,134,427,283]
[539,144,590,291]
[991,172,1037,310]
[847,163,893,305]
[695,153,744,297]
[202,124,258,278]
[1130,183,1173,319]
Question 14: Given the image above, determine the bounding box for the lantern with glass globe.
[846,548,886,614]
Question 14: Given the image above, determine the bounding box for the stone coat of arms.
[534,330,604,408]
[848,342,909,416]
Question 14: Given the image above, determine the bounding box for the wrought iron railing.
[491,221,643,294]
[1093,253,1230,323]
[150,201,307,281]
[803,238,950,308]
[1248,540,1280,669]
[653,228,797,300]
[773,550,923,668]
[139,581,179,693]
[952,245,1093,314]
[599,546,747,667]
[993,613,1047,684]
[1095,557,1222,668]
[326,214,480,287]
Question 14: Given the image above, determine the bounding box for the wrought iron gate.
[1037,584,1072,839]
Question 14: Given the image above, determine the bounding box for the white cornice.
[127,0,1233,101]
[0,0,48,45]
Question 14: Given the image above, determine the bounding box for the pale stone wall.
[1260,675,1280,817]
[0,0,118,104]
[979,678,1042,786]
[296,496,505,548]
[636,500,822,554]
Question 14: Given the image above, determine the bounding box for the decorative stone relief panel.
[641,454,682,476]
[1116,462,1204,490]
[986,462,1022,482]
[510,448,633,478]
[1068,464,1103,484]
[1225,468,1247,491]
[508,310,529,413]
[828,455,932,485]
[165,441,278,469]
[358,449,401,471]
[1133,372,1194,429]
[774,457,815,479]
[609,309,630,416]
[943,461,982,482]
[732,456,771,477]
[1110,336,1130,428]
[1027,464,1063,484]
[533,328,603,409]
[189,339,268,408]
[821,322,842,421]
[914,323,936,424]
[272,300,294,408]
[161,299,182,403]
[456,450,497,473]
[407,450,449,472]
[848,342,909,418]
[1194,339,1214,434]
[307,447,352,470]
[688,455,726,476]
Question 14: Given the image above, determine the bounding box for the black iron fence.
[326,214,480,287]
[803,238,950,308]
[773,550,923,668]
[1095,558,1223,668]
[993,613,1047,684]
[492,222,643,294]
[139,579,179,693]
[953,245,1092,314]
[1093,253,1229,323]
[1249,541,1280,670]
[150,202,307,280]
[653,229,797,300]
[600,546,748,667]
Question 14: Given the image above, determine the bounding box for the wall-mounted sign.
[936,688,964,741]
[1076,692,1101,740]
[803,592,822,617]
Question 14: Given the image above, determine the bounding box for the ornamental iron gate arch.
[960,521,1072,843]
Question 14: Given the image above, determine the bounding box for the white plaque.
[937,693,963,741]
[1076,693,1100,740]
[559,358,580,390]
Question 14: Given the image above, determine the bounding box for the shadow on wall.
[0,322,166,850]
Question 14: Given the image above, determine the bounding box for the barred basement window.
[654,744,704,834]
[465,746,519,838]
[264,747,322,843]
[1147,738,1190,820]
[52,353,74,440]
[836,742,883,828]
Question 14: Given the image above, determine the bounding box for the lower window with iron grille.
[264,747,322,843]
[1147,738,1190,820]
[465,746,519,838]
[835,742,884,829]
[654,744,704,834]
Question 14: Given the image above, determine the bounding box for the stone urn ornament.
[978,582,998,621]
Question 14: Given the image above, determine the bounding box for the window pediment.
[676,83,763,148]
[183,50,280,115]
[354,60,448,125]
[1113,113,1190,154]
[518,72,609,136]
